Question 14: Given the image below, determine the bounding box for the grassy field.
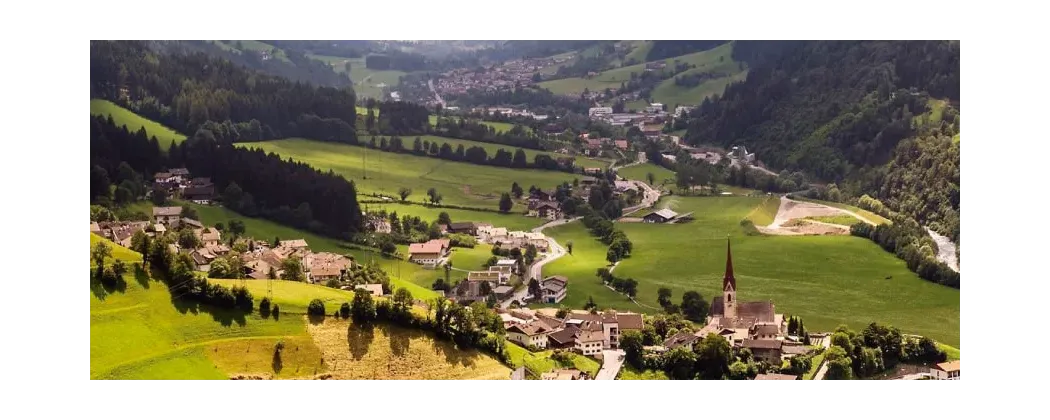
[546,196,960,346]
[938,343,960,361]
[539,42,736,96]
[214,40,290,62]
[90,233,141,265]
[90,238,327,379]
[618,366,669,380]
[805,214,864,226]
[128,200,437,299]
[306,55,404,99]
[624,41,654,64]
[238,138,584,212]
[307,318,510,379]
[210,279,357,314]
[652,69,748,108]
[90,99,186,147]
[505,343,601,378]
[793,197,891,225]
[396,135,609,168]
[448,244,496,271]
[745,195,782,226]
[91,231,493,379]
[617,162,676,188]
[428,116,534,135]
[362,202,543,232]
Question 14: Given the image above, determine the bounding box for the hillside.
[90,99,186,147]
[538,42,745,107]
[90,234,506,379]
[684,40,959,241]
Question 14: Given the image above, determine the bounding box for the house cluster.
[646,239,810,368]
[91,220,151,248]
[434,55,569,97]
[500,307,644,356]
[152,168,216,204]
[578,132,630,156]
[478,226,551,252]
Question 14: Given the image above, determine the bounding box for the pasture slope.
[238,138,585,212]
[90,234,509,379]
[546,196,960,346]
[90,99,186,146]
[308,55,404,99]
[539,42,748,107]
[617,162,676,188]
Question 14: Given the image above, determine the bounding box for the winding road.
[427,79,446,108]
[498,217,580,309]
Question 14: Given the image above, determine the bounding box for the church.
[697,238,788,362]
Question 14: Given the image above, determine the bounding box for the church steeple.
[722,236,738,319]
[723,236,736,292]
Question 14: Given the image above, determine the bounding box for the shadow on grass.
[430,333,479,369]
[170,296,247,327]
[308,314,327,325]
[378,323,416,358]
[134,265,151,289]
[90,268,128,301]
[346,322,375,361]
[272,350,283,374]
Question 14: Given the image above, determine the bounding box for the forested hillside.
[645,40,727,61]
[90,115,364,238]
[90,41,358,144]
[160,41,353,88]
[684,41,959,241]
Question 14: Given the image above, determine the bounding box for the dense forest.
[89,115,364,238]
[90,40,358,143]
[684,41,960,241]
[161,41,352,88]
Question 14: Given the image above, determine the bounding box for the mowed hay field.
[744,195,782,227]
[307,318,510,379]
[547,196,960,346]
[617,162,676,188]
[90,235,326,379]
[239,138,582,211]
[90,99,186,146]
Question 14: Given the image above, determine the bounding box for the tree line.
[162,41,352,89]
[358,134,577,173]
[849,219,959,288]
[90,115,365,238]
[90,40,358,143]
[824,322,948,380]
[433,116,542,150]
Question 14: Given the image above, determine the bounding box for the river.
[925,227,959,272]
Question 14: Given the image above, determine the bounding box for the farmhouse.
[196,228,221,246]
[447,221,479,235]
[467,270,503,283]
[527,201,562,220]
[408,240,448,267]
[642,209,678,223]
[310,252,353,283]
[582,167,603,175]
[96,221,149,248]
[450,279,496,305]
[181,218,204,229]
[614,139,629,150]
[541,369,586,380]
[931,360,960,380]
[184,184,215,204]
[663,331,700,350]
[540,275,568,303]
[506,322,551,349]
[153,206,183,226]
[355,284,385,297]
[741,339,783,364]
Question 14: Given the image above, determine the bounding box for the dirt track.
[759,197,855,236]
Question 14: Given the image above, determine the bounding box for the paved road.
[622,179,662,215]
[595,349,626,380]
[813,335,832,380]
[498,217,580,309]
[427,79,446,108]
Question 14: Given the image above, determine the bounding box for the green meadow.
[793,197,891,225]
[546,196,960,346]
[90,234,325,379]
[90,99,186,147]
[238,138,585,212]
[539,42,741,102]
[361,202,543,232]
[617,162,676,188]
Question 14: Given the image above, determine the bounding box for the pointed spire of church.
[723,236,736,291]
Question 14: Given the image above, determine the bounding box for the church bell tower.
[723,236,737,319]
